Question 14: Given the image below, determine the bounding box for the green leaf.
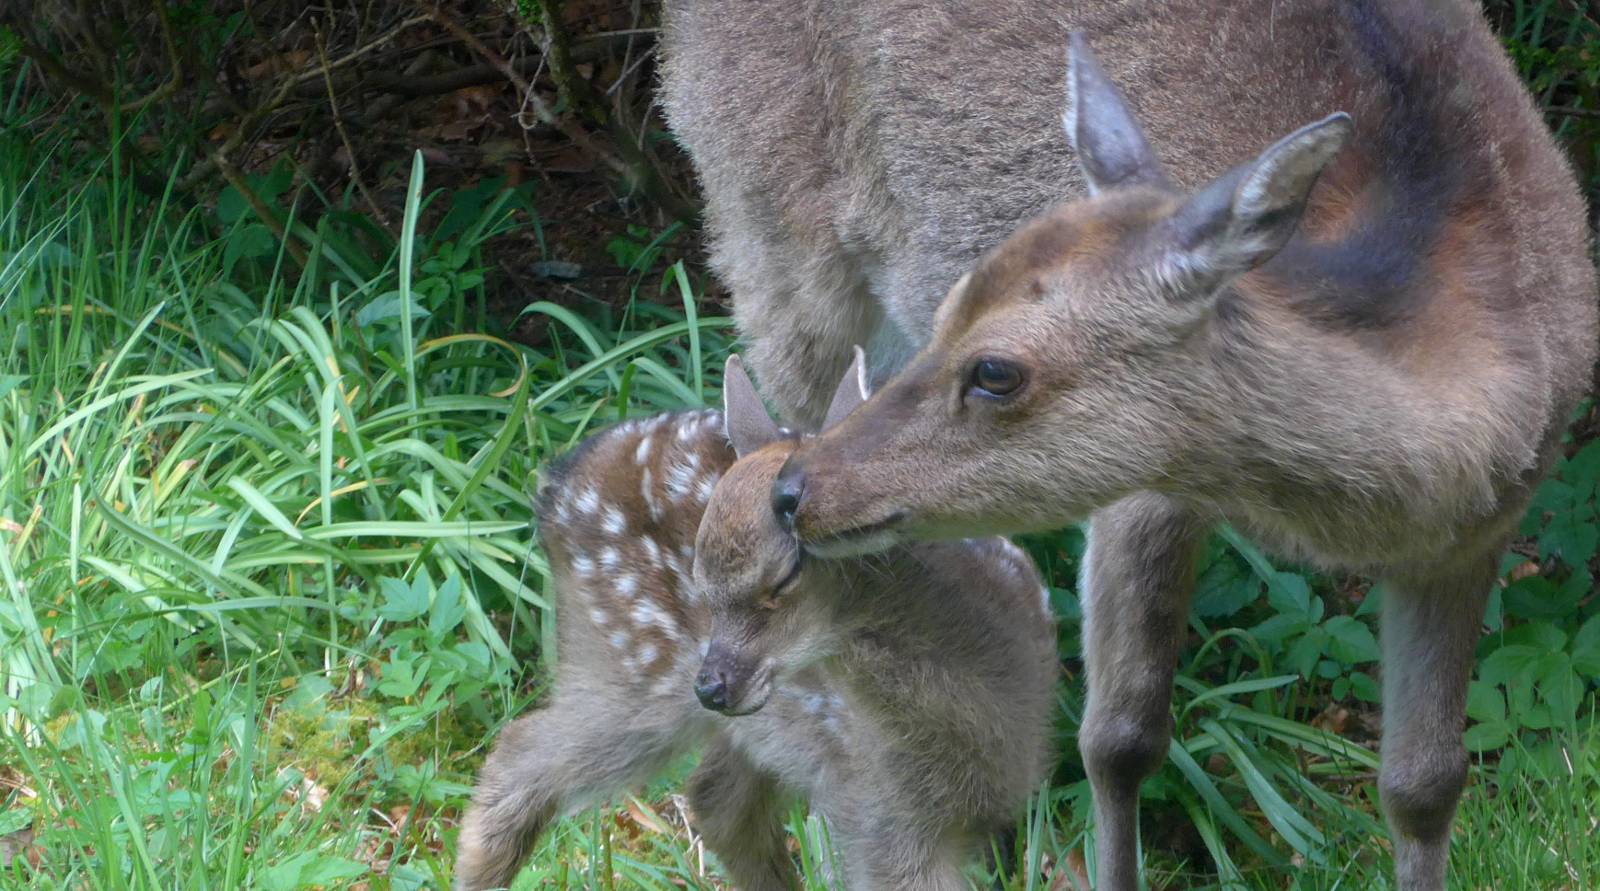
[378,577,429,622]
[0,373,27,401]
[259,852,367,891]
[1267,572,1313,617]
[1539,506,1598,568]
[377,653,427,699]
[1463,722,1510,753]
[1287,627,1329,678]
[1534,654,1582,725]
[1466,680,1505,723]
[1572,614,1600,677]
[1501,574,1584,620]
[1350,671,1380,702]
[429,574,466,638]
[1250,613,1306,647]
[356,290,431,327]
[1322,615,1380,664]
[226,477,304,541]
[1478,644,1543,686]
[1559,440,1600,495]
[1503,621,1567,652]
[1192,550,1257,619]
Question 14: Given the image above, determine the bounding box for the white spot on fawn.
[631,601,678,637]
[665,461,699,501]
[635,435,652,465]
[590,607,609,626]
[616,575,639,598]
[676,417,701,443]
[602,506,626,536]
[571,554,595,577]
[642,537,662,567]
[638,643,659,665]
[600,547,621,571]
[640,468,663,522]
[695,475,717,503]
[574,487,600,515]
[609,631,628,649]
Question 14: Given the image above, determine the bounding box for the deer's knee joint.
[1380,747,1468,840]
[1078,712,1170,786]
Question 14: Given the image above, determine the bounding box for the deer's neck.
[1184,308,1537,569]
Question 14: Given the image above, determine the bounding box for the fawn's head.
[690,352,872,715]
[774,35,1352,554]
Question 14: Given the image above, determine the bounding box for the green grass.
[1,19,1599,889]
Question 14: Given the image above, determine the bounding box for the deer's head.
[772,35,1352,555]
[690,351,873,715]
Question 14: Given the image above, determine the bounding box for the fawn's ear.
[821,346,870,431]
[1063,33,1170,195]
[723,354,781,457]
[1154,113,1353,300]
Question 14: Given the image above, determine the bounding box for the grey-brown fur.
[453,358,1058,890]
[660,2,1597,889]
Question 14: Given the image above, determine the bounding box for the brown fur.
[661,2,1596,889]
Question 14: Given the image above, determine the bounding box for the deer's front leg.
[1077,493,1205,891]
[1378,555,1494,891]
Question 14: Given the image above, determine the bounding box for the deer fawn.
[454,353,1058,890]
[662,2,1597,889]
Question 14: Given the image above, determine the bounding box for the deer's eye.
[969,358,1025,399]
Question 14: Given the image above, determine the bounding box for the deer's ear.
[723,354,781,457]
[1063,33,1169,195]
[1157,113,1353,299]
[821,346,871,430]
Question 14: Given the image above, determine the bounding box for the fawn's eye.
[761,554,803,609]
[775,554,802,592]
[968,357,1025,400]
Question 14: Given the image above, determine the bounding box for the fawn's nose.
[694,666,731,712]
[772,460,806,527]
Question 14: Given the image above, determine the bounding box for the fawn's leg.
[831,815,971,891]
[454,693,694,891]
[1378,554,1494,891]
[686,735,799,891]
[1077,493,1206,891]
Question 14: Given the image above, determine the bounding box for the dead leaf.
[1049,847,1091,891]
[623,797,672,836]
[0,824,36,869]
[1507,560,1541,582]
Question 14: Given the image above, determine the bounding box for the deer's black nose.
[694,666,730,712]
[772,460,805,526]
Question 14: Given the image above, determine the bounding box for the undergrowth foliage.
[0,3,1598,890]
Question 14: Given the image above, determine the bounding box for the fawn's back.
[534,409,730,691]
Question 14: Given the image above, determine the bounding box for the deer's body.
[661,0,1592,438]
[661,2,1597,889]
[455,401,1057,890]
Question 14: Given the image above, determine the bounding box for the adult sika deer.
[662,1,1597,889]
[454,355,1057,890]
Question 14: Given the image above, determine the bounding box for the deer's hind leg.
[1378,554,1495,891]
[454,689,698,891]
[686,735,799,891]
